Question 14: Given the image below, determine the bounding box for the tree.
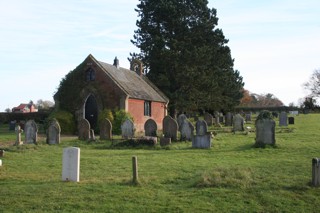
[239,90,283,107]
[36,99,54,110]
[131,0,244,115]
[5,108,11,113]
[303,69,320,98]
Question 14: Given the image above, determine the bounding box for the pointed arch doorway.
[84,94,98,129]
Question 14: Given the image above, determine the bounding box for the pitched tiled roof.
[92,56,169,103]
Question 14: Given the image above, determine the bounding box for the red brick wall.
[128,99,166,132]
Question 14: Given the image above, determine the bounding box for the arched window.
[85,68,95,81]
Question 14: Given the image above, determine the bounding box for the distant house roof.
[90,55,169,103]
[13,104,28,110]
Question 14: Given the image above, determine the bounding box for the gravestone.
[0,159,2,166]
[204,113,213,126]
[196,120,207,135]
[214,111,220,126]
[15,125,23,145]
[225,112,233,126]
[47,119,61,144]
[312,158,320,186]
[288,117,295,125]
[219,115,224,123]
[121,119,135,139]
[160,137,171,146]
[100,118,112,140]
[24,120,38,144]
[144,118,157,137]
[62,147,80,182]
[279,111,288,126]
[233,114,244,132]
[180,119,194,141]
[177,114,187,131]
[90,129,96,141]
[9,120,16,131]
[255,113,276,147]
[78,119,90,140]
[245,113,252,122]
[162,116,178,141]
[192,120,211,148]
[0,150,4,157]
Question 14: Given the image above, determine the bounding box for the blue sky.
[0,0,319,111]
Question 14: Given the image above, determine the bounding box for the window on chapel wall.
[144,101,151,116]
[85,68,95,81]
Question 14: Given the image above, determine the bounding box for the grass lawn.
[1,114,320,212]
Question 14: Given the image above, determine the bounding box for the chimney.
[113,56,119,68]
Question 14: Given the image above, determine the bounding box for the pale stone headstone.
[177,114,187,131]
[78,119,90,140]
[121,119,135,139]
[204,112,213,126]
[24,120,38,144]
[225,112,233,126]
[180,119,194,141]
[15,125,23,145]
[0,159,2,166]
[192,120,211,148]
[62,147,80,182]
[100,118,112,140]
[214,111,220,125]
[162,116,178,141]
[160,137,171,146]
[144,118,157,137]
[312,158,320,186]
[90,129,96,141]
[47,119,61,144]
[233,114,244,132]
[255,118,275,147]
[196,120,207,136]
[279,111,288,126]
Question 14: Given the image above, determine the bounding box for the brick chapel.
[54,54,169,132]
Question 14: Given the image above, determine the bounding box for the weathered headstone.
[245,113,252,122]
[196,120,207,136]
[62,147,80,182]
[162,116,178,141]
[9,120,16,131]
[204,113,213,126]
[160,137,171,146]
[177,114,187,131]
[121,119,135,139]
[47,119,61,144]
[192,120,211,148]
[233,114,244,132]
[225,112,233,126]
[279,111,288,126]
[312,158,320,187]
[255,111,276,147]
[24,120,38,144]
[214,111,220,126]
[288,117,295,125]
[90,129,96,141]
[0,159,2,166]
[180,119,194,141]
[100,118,112,140]
[15,125,23,145]
[144,118,157,137]
[78,119,90,140]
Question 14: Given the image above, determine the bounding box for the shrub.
[112,109,133,135]
[48,110,76,134]
[98,109,114,125]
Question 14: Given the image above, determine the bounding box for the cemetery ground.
[1,114,320,212]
